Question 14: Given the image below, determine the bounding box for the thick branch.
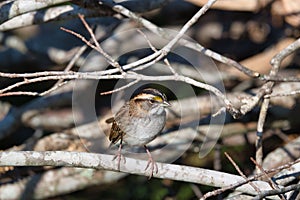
[0,150,275,196]
[0,0,70,24]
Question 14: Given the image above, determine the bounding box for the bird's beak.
[162,101,171,107]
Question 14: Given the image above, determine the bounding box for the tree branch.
[0,150,275,196]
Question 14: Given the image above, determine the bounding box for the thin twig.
[0,71,240,117]
[137,29,157,52]
[251,157,287,200]
[159,0,218,53]
[60,27,101,55]
[133,0,219,73]
[102,0,219,75]
[136,29,178,75]
[61,24,162,73]
[225,152,261,194]
[255,38,300,174]
[40,81,69,96]
[253,184,300,200]
[255,89,270,172]
[190,184,203,198]
[49,16,119,94]
[100,78,139,95]
[77,14,125,74]
[270,38,300,72]
[262,38,300,83]
[0,80,69,98]
[51,45,87,89]
[0,91,40,97]
[104,0,261,79]
[201,158,300,200]
[61,25,123,74]
[265,90,300,98]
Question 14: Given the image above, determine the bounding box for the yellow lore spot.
[153,96,163,102]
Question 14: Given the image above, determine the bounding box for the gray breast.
[122,107,166,146]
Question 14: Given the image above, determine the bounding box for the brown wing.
[109,120,126,144]
[105,117,115,124]
[106,102,130,144]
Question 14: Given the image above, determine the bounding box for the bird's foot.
[112,144,126,171]
[144,145,158,179]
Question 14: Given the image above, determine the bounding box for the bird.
[106,88,170,178]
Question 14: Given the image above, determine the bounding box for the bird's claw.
[145,157,158,179]
[112,144,126,171]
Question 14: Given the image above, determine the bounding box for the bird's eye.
[149,99,156,104]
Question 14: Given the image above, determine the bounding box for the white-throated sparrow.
[106,88,170,178]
